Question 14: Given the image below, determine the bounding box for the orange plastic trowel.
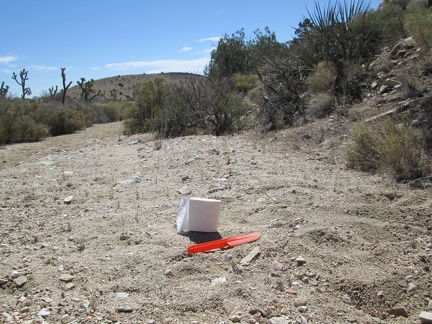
[187,232,261,254]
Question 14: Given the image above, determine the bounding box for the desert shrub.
[257,48,307,130]
[48,106,93,136]
[404,8,432,50]
[346,120,432,181]
[208,81,251,135]
[307,61,336,93]
[93,101,131,123]
[124,78,169,135]
[0,99,49,144]
[124,77,251,137]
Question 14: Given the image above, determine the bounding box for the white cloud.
[105,58,210,74]
[198,37,221,43]
[180,46,193,52]
[26,64,58,71]
[0,56,17,64]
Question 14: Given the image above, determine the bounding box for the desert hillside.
[67,73,204,101]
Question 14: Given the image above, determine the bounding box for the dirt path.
[1,121,431,323]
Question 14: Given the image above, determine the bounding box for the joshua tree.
[12,69,31,99]
[77,77,101,102]
[0,81,9,97]
[49,85,58,96]
[61,67,72,104]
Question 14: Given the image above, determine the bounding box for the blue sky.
[1,0,382,97]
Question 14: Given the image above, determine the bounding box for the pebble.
[388,305,408,317]
[407,282,417,292]
[37,309,51,317]
[296,256,306,266]
[268,317,288,324]
[10,270,20,278]
[117,306,133,313]
[211,276,227,286]
[59,274,74,283]
[65,283,75,290]
[298,306,308,313]
[14,275,28,287]
[294,298,308,307]
[229,313,242,322]
[64,195,74,204]
[116,292,129,298]
[286,288,298,295]
[240,247,260,266]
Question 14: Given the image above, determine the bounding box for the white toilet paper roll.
[188,198,221,232]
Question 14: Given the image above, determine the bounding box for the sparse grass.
[346,119,432,181]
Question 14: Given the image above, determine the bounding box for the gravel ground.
[1,119,431,323]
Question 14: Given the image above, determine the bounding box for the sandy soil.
[1,119,431,323]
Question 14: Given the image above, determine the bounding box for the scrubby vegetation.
[1,0,432,182]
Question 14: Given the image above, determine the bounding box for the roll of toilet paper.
[188,198,221,232]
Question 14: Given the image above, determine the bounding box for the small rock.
[177,186,192,195]
[41,296,53,303]
[388,305,408,317]
[0,278,8,285]
[420,311,432,323]
[271,261,284,271]
[229,313,243,323]
[65,282,75,290]
[298,306,308,313]
[64,195,73,204]
[10,270,20,278]
[428,299,432,309]
[2,312,13,322]
[20,307,31,313]
[240,247,260,266]
[286,289,298,295]
[407,282,417,292]
[59,273,74,283]
[294,298,308,307]
[119,234,129,241]
[117,306,133,313]
[14,275,27,287]
[164,269,174,277]
[37,309,51,317]
[296,256,306,266]
[116,292,129,298]
[268,317,288,324]
[211,276,227,286]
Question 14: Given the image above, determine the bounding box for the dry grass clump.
[346,119,432,181]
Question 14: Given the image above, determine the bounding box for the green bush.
[405,8,432,50]
[234,73,258,93]
[346,120,432,181]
